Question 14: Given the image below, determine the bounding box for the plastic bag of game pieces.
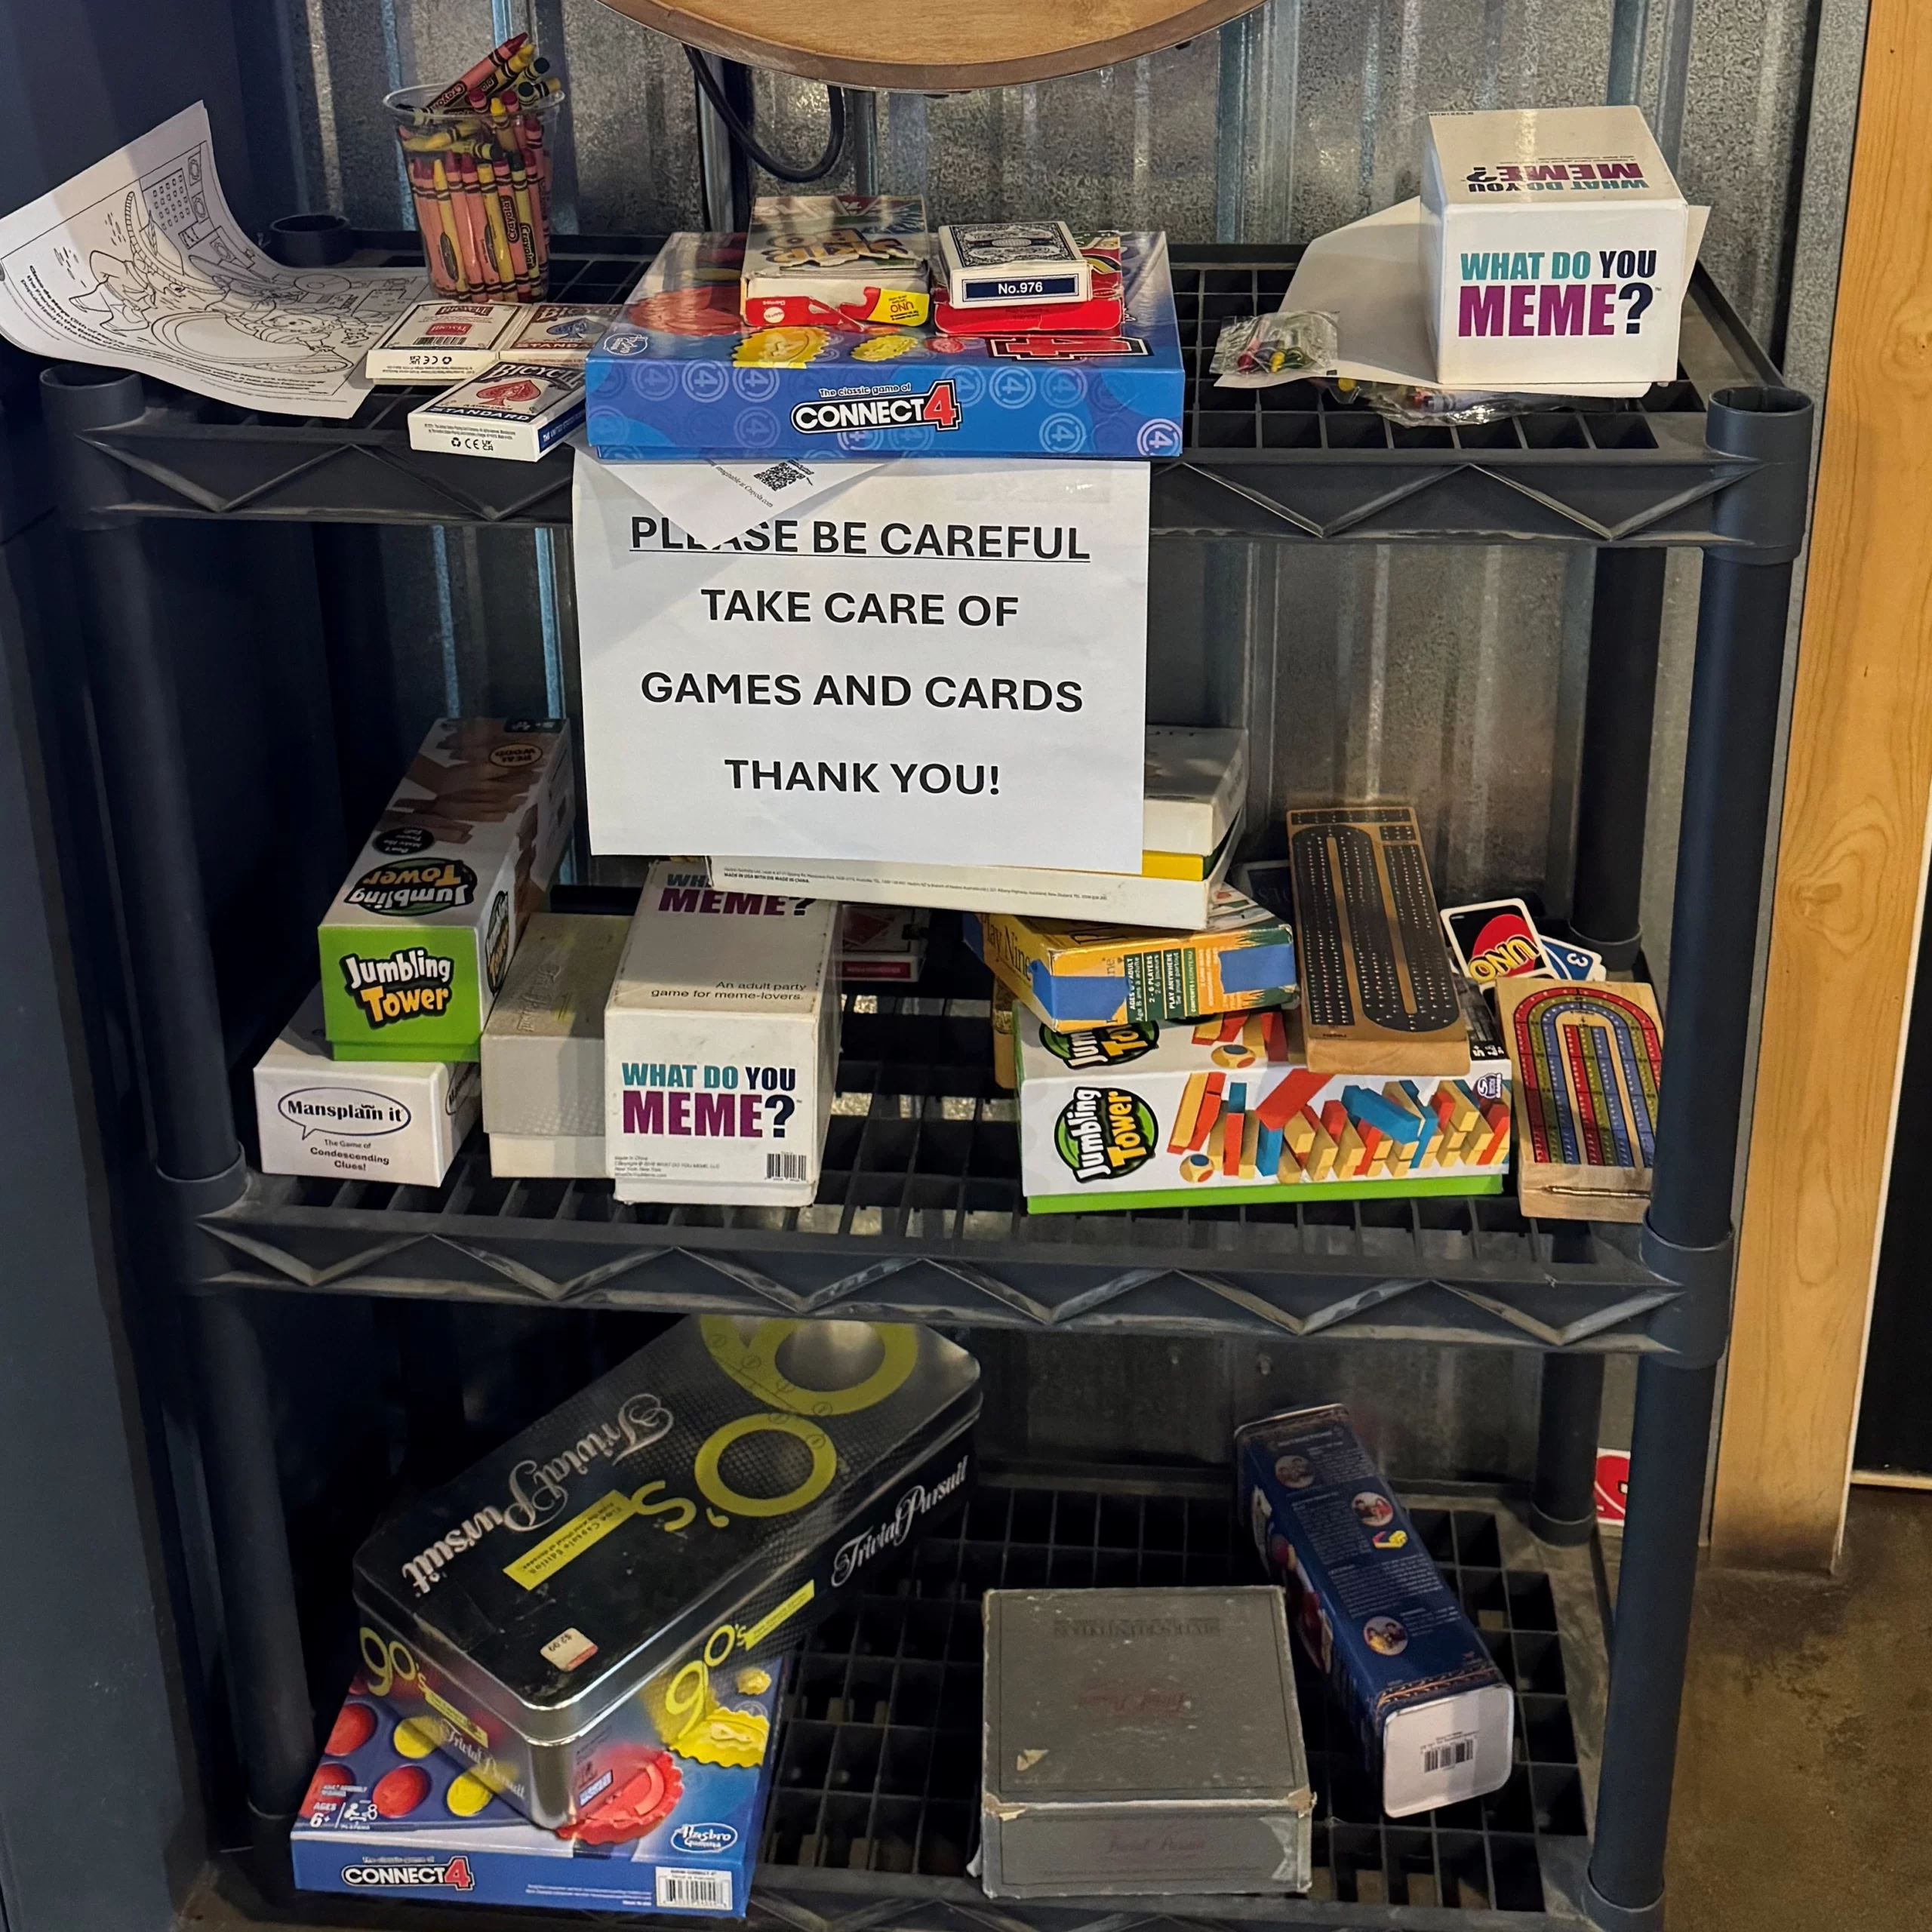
[1321,376,1570,427]
[1211,311,1340,387]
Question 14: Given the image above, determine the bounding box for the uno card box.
[840,904,929,983]
[742,194,932,331]
[980,1587,1312,1899]
[965,884,1296,1032]
[1496,975,1663,1221]
[587,230,1183,462]
[319,720,574,1063]
[605,863,838,1207]
[1421,106,1693,386]
[293,1666,781,1915]
[482,912,630,1178]
[408,361,587,461]
[1237,1404,1515,1818]
[366,301,522,382]
[255,987,479,1186]
[1016,984,1509,1213]
[352,1315,980,1833]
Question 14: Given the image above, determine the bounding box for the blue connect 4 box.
[1236,1405,1515,1819]
[585,232,1183,462]
[292,1668,779,1915]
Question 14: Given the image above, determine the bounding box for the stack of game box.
[1009,803,1516,1213]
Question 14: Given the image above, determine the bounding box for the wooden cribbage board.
[1496,977,1664,1223]
[1285,804,1469,1074]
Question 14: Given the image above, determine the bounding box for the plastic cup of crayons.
[385,78,564,302]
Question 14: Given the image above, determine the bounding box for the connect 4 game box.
[293,1668,780,1915]
[585,232,1183,461]
[1016,988,1509,1212]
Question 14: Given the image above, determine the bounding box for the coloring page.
[0,103,426,417]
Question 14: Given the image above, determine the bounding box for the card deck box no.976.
[980,1586,1312,1897]
[352,1315,979,1833]
[1236,1404,1514,1817]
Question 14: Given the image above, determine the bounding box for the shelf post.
[1530,1351,1606,1545]
[1571,549,1668,969]
[1585,385,1814,1932]
[39,368,316,1884]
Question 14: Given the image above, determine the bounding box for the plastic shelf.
[198,920,1676,1351]
[755,1467,1598,1925]
[75,236,1778,545]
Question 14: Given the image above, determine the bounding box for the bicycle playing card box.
[586,230,1182,461]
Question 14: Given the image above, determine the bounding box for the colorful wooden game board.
[1496,977,1664,1222]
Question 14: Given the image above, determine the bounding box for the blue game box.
[1236,1404,1516,1819]
[584,232,1184,462]
[292,1666,780,1916]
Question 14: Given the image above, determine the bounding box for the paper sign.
[572,454,1149,870]
[577,443,884,550]
[0,103,425,418]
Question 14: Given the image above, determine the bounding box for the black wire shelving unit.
[38,235,1813,1932]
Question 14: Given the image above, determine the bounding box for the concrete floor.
[1669,1485,1932,1929]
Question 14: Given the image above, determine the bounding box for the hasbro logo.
[670,1821,740,1855]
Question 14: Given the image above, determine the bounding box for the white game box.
[255,988,478,1187]
[1421,106,1692,386]
[604,863,839,1206]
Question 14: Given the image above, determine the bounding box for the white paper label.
[572,455,1149,871]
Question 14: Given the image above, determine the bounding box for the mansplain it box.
[255,987,478,1186]
[320,720,574,1063]
[1237,1405,1514,1817]
[482,912,629,1178]
[1421,106,1691,386]
[293,1667,781,1915]
[1016,986,1508,1212]
[604,863,838,1206]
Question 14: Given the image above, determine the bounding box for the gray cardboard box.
[981,1586,1313,1898]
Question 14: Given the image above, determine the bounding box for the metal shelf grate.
[755,1471,1593,1923]
[77,236,1778,544]
[201,924,1675,1350]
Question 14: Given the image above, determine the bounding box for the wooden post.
[1712,0,1932,1571]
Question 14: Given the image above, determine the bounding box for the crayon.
[406,158,464,292]
[424,156,472,295]
[427,32,528,112]
[440,154,493,297]
[470,144,530,297]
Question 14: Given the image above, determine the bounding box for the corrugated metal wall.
[248,0,1863,1472]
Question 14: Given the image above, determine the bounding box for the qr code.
[767,1152,808,1182]
[754,460,814,492]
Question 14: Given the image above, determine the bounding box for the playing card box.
[366,301,521,383]
[409,361,587,460]
[936,220,1090,309]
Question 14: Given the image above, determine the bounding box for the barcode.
[656,1868,733,1911]
[1423,1737,1475,1774]
[754,459,813,491]
[767,1152,808,1181]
